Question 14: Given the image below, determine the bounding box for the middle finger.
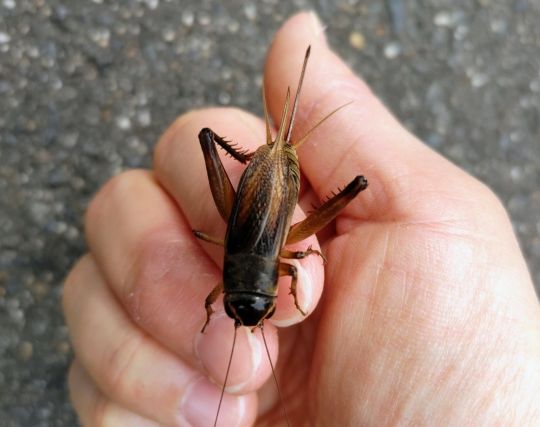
[64,255,257,426]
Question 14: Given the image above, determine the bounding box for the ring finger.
[69,360,163,427]
[63,255,257,427]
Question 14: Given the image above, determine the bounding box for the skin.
[63,12,540,427]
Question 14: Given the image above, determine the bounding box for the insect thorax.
[223,253,278,296]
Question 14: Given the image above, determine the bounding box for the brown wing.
[225,145,299,258]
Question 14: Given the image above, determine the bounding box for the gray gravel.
[1,0,539,425]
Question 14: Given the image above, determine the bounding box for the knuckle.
[67,361,109,427]
[474,180,507,212]
[62,254,94,313]
[122,228,196,326]
[84,169,152,237]
[67,361,81,399]
[102,331,145,400]
[454,175,509,223]
[91,390,110,427]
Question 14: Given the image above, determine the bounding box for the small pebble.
[137,110,151,127]
[116,115,132,130]
[349,31,365,50]
[384,41,402,59]
[162,28,175,42]
[89,28,111,48]
[0,32,11,44]
[31,282,49,300]
[218,92,231,105]
[198,12,211,26]
[56,341,71,354]
[244,3,257,21]
[181,10,194,27]
[434,11,454,27]
[144,0,159,10]
[19,341,33,361]
[470,72,488,88]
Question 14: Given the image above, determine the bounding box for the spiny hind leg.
[199,127,253,164]
[201,282,223,333]
[278,262,306,316]
[286,175,368,245]
[280,245,326,263]
[192,230,223,246]
[198,127,252,222]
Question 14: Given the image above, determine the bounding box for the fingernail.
[308,11,328,45]
[195,314,262,391]
[180,378,247,427]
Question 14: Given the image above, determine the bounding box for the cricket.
[193,46,368,426]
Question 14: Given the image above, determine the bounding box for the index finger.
[153,108,325,326]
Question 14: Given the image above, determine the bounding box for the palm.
[258,183,531,425]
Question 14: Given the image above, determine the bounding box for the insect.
[193,46,368,426]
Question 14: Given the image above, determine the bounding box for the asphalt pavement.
[1,1,539,425]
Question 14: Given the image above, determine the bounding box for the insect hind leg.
[199,128,252,163]
[285,175,368,245]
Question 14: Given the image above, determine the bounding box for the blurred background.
[0,0,539,425]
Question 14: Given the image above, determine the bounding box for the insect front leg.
[286,175,368,245]
[201,282,224,333]
[198,128,252,222]
[192,230,224,246]
[278,262,307,316]
[280,245,327,263]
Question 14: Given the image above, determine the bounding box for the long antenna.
[213,324,239,427]
[285,45,311,144]
[260,325,291,427]
[293,101,354,149]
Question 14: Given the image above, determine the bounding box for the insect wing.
[225,147,294,257]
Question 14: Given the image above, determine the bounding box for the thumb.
[264,12,481,222]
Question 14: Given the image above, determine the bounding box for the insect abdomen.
[223,253,278,295]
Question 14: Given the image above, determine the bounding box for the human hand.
[63,12,540,427]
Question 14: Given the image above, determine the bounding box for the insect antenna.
[293,100,353,149]
[213,324,239,427]
[286,46,311,144]
[260,324,291,427]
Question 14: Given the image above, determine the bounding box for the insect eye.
[224,294,275,327]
